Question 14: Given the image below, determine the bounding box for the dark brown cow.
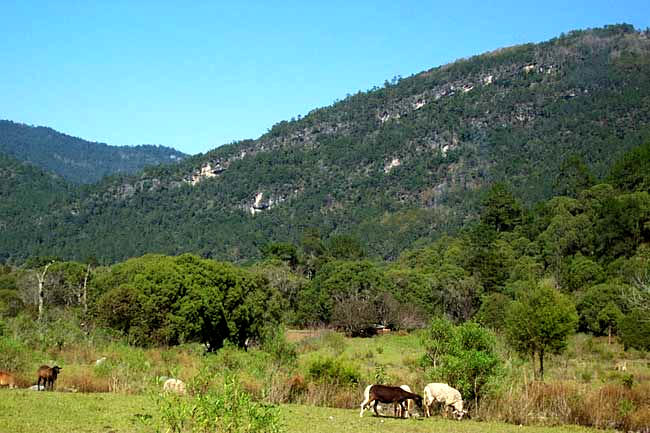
[360,384,423,418]
[37,365,62,391]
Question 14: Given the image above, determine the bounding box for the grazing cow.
[37,365,62,391]
[163,378,186,395]
[360,384,423,418]
[423,382,467,420]
[0,371,17,389]
[394,385,416,418]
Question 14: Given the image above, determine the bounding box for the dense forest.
[1,24,649,266]
[1,138,648,352]
[0,120,186,184]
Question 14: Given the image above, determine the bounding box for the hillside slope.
[2,25,650,263]
[0,120,186,184]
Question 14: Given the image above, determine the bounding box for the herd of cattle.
[1,366,467,420]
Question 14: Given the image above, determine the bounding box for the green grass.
[283,405,609,433]
[0,389,156,433]
[0,390,610,433]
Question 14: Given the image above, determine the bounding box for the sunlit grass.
[0,390,610,433]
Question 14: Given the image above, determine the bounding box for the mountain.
[2,24,650,264]
[0,120,187,184]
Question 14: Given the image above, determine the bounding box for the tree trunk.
[531,351,537,379]
[82,264,91,315]
[608,325,612,345]
[539,348,545,381]
[37,262,53,322]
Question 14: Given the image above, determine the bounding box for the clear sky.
[2,1,649,155]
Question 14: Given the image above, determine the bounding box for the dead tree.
[36,261,54,322]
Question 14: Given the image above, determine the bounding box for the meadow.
[0,326,648,432]
[0,391,610,433]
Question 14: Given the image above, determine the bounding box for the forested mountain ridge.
[2,24,650,263]
[0,120,187,184]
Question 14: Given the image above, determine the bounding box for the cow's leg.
[402,400,409,418]
[360,396,370,417]
[373,400,380,416]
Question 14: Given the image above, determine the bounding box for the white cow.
[163,378,186,395]
[423,382,467,420]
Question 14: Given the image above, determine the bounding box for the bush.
[476,293,511,332]
[307,356,361,385]
[0,336,32,372]
[0,289,23,317]
[260,325,297,367]
[421,320,501,406]
[155,376,284,433]
[619,309,650,351]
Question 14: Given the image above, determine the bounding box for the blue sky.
[1,1,649,155]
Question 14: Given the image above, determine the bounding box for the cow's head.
[452,408,468,420]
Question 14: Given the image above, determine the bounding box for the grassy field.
[0,389,154,433]
[1,330,648,432]
[0,390,608,433]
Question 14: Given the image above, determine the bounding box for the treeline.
[1,142,648,356]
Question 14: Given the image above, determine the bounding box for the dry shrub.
[302,382,340,406]
[529,381,580,422]
[54,366,110,393]
[300,382,361,409]
[628,406,650,433]
[483,380,650,430]
[265,372,291,404]
[239,373,263,400]
[288,374,307,401]
[62,372,110,393]
[332,387,360,409]
[266,373,307,404]
[9,373,31,389]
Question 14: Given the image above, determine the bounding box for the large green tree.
[480,183,523,233]
[505,279,578,380]
[93,254,282,348]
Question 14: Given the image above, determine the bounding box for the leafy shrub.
[476,292,511,331]
[260,325,297,367]
[421,319,501,406]
[373,364,390,384]
[621,373,634,389]
[156,376,284,433]
[619,309,650,351]
[0,289,23,317]
[307,356,361,385]
[0,336,32,372]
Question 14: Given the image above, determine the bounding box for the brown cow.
[360,384,423,418]
[37,365,62,391]
[0,371,17,389]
